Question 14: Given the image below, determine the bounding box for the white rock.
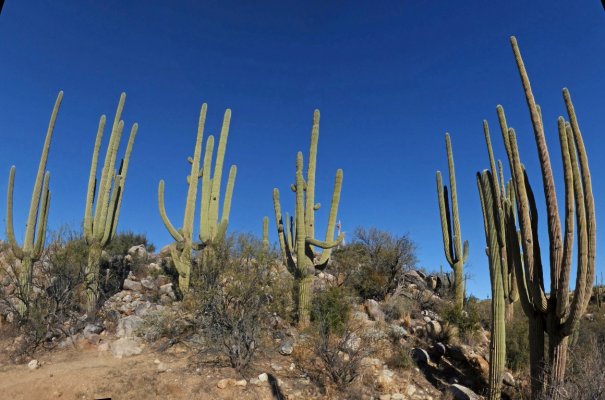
[234,379,247,387]
[110,338,142,358]
[27,359,39,370]
[258,373,268,382]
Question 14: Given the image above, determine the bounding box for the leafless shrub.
[191,234,287,372]
[0,227,88,358]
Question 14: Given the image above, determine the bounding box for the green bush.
[332,227,417,301]
[440,300,481,340]
[311,286,352,335]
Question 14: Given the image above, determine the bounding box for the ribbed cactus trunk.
[272,110,344,328]
[6,92,62,316]
[159,104,236,293]
[436,134,469,311]
[473,37,596,400]
[84,93,138,313]
[86,243,103,310]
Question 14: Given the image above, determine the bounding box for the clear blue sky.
[1,1,604,299]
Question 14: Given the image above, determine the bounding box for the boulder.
[110,338,142,358]
[446,384,482,400]
[279,340,294,355]
[123,279,142,292]
[117,315,143,338]
[411,347,430,365]
[364,299,385,322]
[27,359,40,370]
[128,244,147,258]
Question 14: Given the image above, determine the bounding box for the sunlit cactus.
[158,104,236,292]
[5,91,63,314]
[272,109,343,327]
[436,133,468,311]
[482,37,596,400]
[84,93,138,312]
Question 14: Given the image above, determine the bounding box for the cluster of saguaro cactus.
[483,37,596,400]
[272,110,343,327]
[158,104,236,293]
[436,133,468,310]
[5,91,63,314]
[84,93,138,312]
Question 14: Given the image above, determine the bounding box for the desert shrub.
[311,286,352,335]
[297,289,372,391]
[332,227,417,301]
[505,303,529,372]
[387,344,413,370]
[137,308,193,343]
[104,230,155,257]
[0,228,88,357]
[191,233,286,372]
[439,300,481,343]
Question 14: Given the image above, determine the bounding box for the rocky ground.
[0,245,522,400]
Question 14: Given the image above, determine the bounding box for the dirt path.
[0,346,277,400]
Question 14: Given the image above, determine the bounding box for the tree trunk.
[297,275,314,328]
[546,333,569,400]
[453,262,464,311]
[528,316,546,399]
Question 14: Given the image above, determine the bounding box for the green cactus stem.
[83,92,138,312]
[272,110,344,328]
[436,133,469,310]
[262,216,269,252]
[481,37,596,400]
[158,104,236,293]
[6,91,63,314]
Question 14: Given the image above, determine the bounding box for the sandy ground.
[0,344,282,400]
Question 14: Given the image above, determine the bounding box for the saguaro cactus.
[487,37,596,399]
[158,104,236,292]
[84,93,138,311]
[272,110,344,328]
[262,216,269,252]
[6,91,63,313]
[436,133,468,310]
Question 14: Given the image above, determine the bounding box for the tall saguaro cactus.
[262,216,269,252]
[272,110,344,328]
[84,93,138,311]
[158,104,236,292]
[436,133,469,310]
[486,37,596,399]
[6,91,63,314]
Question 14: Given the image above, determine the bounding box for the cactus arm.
[445,133,463,262]
[84,115,106,241]
[158,180,184,242]
[436,172,454,266]
[483,120,500,200]
[33,172,51,258]
[561,123,588,335]
[101,173,121,245]
[272,188,288,261]
[199,135,215,242]
[507,129,543,311]
[305,109,320,239]
[220,165,237,227]
[262,216,269,251]
[556,118,575,318]
[318,168,343,265]
[24,91,63,250]
[511,36,564,297]
[94,119,124,239]
[208,109,231,238]
[563,89,596,313]
[6,166,24,259]
[306,233,344,250]
[295,152,308,275]
[183,105,206,238]
[109,124,138,240]
[93,94,125,238]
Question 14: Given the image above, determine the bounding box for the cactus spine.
[84,93,138,312]
[272,110,343,327]
[158,104,236,292]
[436,133,469,310]
[6,91,63,314]
[487,37,596,399]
